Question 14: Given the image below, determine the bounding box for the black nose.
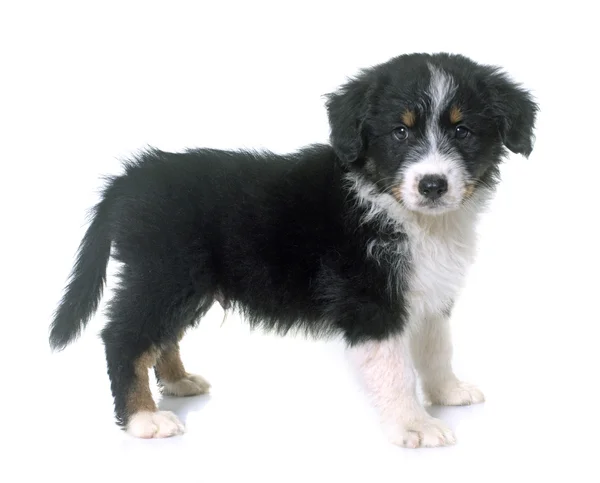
[418,175,448,201]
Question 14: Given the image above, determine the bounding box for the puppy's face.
[326,53,538,215]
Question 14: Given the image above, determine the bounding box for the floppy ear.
[325,77,371,165]
[486,70,539,157]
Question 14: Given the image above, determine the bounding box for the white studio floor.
[15,284,600,482]
[2,2,600,482]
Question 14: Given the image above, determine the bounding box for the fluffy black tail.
[49,189,114,351]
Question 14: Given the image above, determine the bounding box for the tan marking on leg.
[401,109,416,128]
[449,105,463,124]
[155,342,211,397]
[126,349,159,416]
[155,345,187,383]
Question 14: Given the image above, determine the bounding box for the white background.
[2,1,599,482]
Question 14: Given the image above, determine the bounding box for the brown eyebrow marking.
[401,109,416,128]
[449,105,463,124]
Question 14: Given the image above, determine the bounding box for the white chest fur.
[348,173,488,323]
[402,210,479,321]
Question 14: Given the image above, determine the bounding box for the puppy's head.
[326,53,538,215]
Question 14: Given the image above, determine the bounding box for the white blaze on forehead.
[427,64,456,118]
[425,64,457,152]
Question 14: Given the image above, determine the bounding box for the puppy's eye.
[455,125,470,139]
[392,126,408,141]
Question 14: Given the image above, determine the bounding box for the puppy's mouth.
[390,181,469,215]
[417,197,452,211]
[413,198,458,215]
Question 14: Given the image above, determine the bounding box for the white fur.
[127,410,185,438]
[402,204,480,320]
[349,336,455,448]
[400,153,468,214]
[409,312,485,405]
[427,64,456,114]
[427,380,485,406]
[161,373,211,397]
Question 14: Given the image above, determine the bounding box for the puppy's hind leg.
[155,342,211,397]
[100,266,210,438]
[108,343,184,439]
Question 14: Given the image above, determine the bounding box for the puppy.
[50,52,538,447]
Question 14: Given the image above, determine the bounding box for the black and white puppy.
[50,52,538,448]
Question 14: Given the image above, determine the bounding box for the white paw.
[161,373,211,397]
[127,410,185,439]
[388,416,456,448]
[425,380,485,406]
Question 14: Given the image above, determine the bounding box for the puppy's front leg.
[349,335,455,448]
[410,313,485,406]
